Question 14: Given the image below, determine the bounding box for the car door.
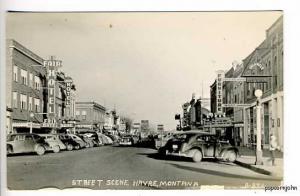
[202,136,215,157]
[12,135,25,153]
[24,135,35,152]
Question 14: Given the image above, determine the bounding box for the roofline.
[7,39,44,65]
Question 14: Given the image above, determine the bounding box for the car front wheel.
[53,145,60,153]
[191,149,203,162]
[36,145,45,156]
[75,145,80,150]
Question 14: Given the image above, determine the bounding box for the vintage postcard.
[4,11,287,191]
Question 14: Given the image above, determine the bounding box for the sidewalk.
[235,154,283,178]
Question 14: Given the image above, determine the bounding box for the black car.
[58,134,83,151]
[158,131,239,162]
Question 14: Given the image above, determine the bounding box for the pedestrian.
[269,134,279,166]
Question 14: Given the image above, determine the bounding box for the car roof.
[174,130,215,135]
[8,133,39,136]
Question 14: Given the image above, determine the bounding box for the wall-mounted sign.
[249,63,264,71]
[42,119,57,128]
[222,104,251,108]
[216,70,225,114]
[223,78,246,82]
[246,77,269,83]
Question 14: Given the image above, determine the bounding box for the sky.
[6,11,282,130]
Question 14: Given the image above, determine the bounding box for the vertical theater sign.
[42,59,62,129]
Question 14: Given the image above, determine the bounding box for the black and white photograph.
[1,1,299,194]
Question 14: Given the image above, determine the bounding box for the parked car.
[105,134,119,143]
[58,134,84,150]
[84,132,102,146]
[77,134,94,148]
[154,132,179,149]
[38,134,66,153]
[97,133,113,145]
[7,133,50,156]
[158,131,239,162]
[68,134,87,149]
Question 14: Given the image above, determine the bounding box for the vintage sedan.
[7,133,50,156]
[38,134,66,153]
[158,131,239,162]
[119,135,134,146]
[58,134,84,150]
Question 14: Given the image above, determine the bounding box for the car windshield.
[7,135,17,141]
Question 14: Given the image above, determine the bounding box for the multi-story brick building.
[75,101,106,131]
[242,15,283,149]
[210,15,283,149]
[6,39,77,134]
[6,39,47,134]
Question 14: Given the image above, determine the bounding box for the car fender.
[187,147,203,157]
[220,147,239,157]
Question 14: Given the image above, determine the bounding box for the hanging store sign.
[44,59,62,126]
[65,79,73,106]
[216,70,225,114]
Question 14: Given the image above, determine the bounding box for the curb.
[234,160,272,176]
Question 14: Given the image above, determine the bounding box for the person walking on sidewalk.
[269,134,279,166]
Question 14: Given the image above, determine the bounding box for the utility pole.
[255,89,263,165]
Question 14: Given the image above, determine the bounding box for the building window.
[28,96,33,111]
[13,92,18,108]
[34,98,40,112]
[82,110,87,120]
[13,65,18,82]
[29,73,33,88]
[34,76,41,90]
[58,106,62,118]
[21,69,28,85]
[20,94,27,110]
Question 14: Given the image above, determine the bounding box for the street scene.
[5,12,283,190]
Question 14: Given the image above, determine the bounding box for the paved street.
[7,146,282,190]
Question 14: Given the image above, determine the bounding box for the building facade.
[209,15,283,149]
[6,39,77,134]
[6,39,47,134]
[75,101,106,130]
[243,16,283,149]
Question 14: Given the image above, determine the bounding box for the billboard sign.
[157,124,164,131]
[141,120,149,131]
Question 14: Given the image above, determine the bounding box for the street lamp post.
[29,112,34,133]
[254,89,263,165]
